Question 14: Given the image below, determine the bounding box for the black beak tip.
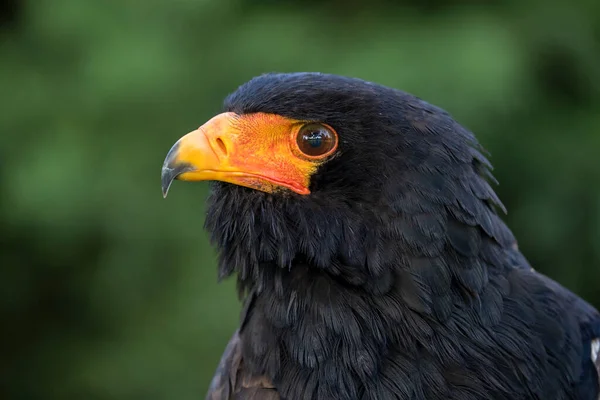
[161,163,196,198]
[161,141,197,198]
[161,166,176,198]
[161,140,183,198]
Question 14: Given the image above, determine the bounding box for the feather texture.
[202,73,600,400]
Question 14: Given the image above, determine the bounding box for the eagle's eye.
[295,123,338,158]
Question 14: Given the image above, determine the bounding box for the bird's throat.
[204,181,517,398]
[238,263,399,399]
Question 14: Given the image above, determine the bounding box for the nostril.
[215,138,227,156]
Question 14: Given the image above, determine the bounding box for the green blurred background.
[1,0,599,398]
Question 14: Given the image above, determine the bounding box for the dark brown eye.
[296,123,338,157]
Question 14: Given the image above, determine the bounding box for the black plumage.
[193,73,600,399]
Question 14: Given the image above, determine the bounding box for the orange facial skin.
[161,112,338,197]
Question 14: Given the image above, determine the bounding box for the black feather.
[203,72,600,400]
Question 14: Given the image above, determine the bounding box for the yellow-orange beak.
[161,118,222,198]
[161,112,336,197]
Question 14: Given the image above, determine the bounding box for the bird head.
[162,73,406,201]
[162,73,512,290]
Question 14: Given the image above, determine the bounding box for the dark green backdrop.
[1,0,599,398]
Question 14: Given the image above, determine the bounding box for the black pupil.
[305,131,323,148]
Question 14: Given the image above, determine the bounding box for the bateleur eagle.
[161,73,600,400]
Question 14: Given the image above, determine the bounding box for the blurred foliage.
[1,0,599,398]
